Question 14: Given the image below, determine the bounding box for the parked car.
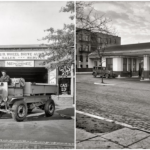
[92,66,117,78]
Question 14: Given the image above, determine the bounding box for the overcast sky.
[0,1,72,45]
[93,1,150,45]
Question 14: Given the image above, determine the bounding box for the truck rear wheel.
[44,100,55,117]
[12,101,27,122]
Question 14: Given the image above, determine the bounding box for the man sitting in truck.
[0,70,11,85]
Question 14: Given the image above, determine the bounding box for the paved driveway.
[77,75,150,131]
[0,108,74,148]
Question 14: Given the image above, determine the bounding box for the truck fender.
[9,98,24,106]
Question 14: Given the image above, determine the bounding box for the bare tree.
[76,1,116,83]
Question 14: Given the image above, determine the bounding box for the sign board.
[58,65,71,77]
[5,61,34,67]
[0,51,49,60]
[59,78,71,95]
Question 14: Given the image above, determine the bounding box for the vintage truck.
[0,78,57,122]
[92,66,117,78]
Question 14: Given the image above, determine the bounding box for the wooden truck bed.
[24,82,57,96]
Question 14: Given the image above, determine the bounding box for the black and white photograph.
[76,1,150,149]
[0,1,75,149]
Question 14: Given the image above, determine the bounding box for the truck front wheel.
[11,101,27,122]
[44,100,55,117]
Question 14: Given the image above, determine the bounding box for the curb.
[94,82,115,86]
[76,72,92,75]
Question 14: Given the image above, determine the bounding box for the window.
[98,38,101,43]
[123,58,127,72]
[109,39,111,44]
[79,45,83,51]
[86,65,88,68]
[106,58,113,70]
[133,58,136,72]
[80,65,82,68]
[85,45,89,51]
[85,35,89,41]
[80,55,83,62]
[97,45,101,50]
[86,56,88,62]
[79,34,82,40]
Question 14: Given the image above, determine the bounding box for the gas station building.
[89,42,150,80]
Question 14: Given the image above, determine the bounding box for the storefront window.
[106,58,113,70]
[123,58,127,72]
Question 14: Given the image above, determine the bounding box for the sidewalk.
[76,128,150,149]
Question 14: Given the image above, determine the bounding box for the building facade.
[89,42,150,80]
[0,45,74,97]
[76,28,121,71]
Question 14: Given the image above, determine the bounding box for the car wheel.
[44,100,55,117]
[0,112,4,118]
[12,101,27,122]
[105,74,110,78]
[93,72,97,78]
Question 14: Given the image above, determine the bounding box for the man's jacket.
[0,75,11,85]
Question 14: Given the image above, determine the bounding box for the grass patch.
[76,113,123,134]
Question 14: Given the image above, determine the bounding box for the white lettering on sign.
[5,61,34,67]
[0,52,49,60]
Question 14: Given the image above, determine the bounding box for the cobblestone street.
[77,75,150,131]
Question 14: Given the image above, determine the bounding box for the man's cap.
[1,70,6,73]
